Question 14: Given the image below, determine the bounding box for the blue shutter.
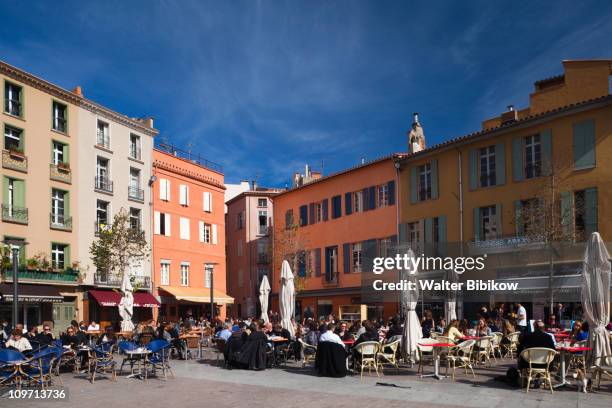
[410,166,417,203]
[387,180,395,205]
[585,187,598,237]
[362,239,377,273]
[469,149,478,189]
[322,199,329,221]
[343,243,351,274]
[514,200,523,236]
[398,223,407,243]
[495,143,506,185]
[299,205,308,226]
[309,203,315,225]
[331,195,342,219]
[540,129,552,176]
[314,248,321,277]
[473,207,481,242]
[560,192,572,239]
[345,192,352,215]
[495,204,502,238]
[324,248,331,280]
[573,119,595,169]
[368,186,376,209]
[430,159,438,199]
[362,188,370,211]
[424,218,433,256]
[437,215,447,256]
[512,138,523,181]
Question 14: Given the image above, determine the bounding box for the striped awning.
[89,290,160,308]
[158,286,234,305]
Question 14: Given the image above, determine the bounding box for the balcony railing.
[50,213,72,231]
[95,176,113,193]
[468,234,546,254]
[129,146,141,160]
[2,149,28,173]
[1,267,79,284]
[128,186,144,202]
[322,272,339,286]
[1,204,28,224]
[49,163,72,184]
[94,271,151,290]
[4,99,21,116]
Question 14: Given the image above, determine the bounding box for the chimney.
[72,86,83,97]
[305,164,311,178]
[361,157,366,165]
[251,180,257,191]
[500,105,518,125]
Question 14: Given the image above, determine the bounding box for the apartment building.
[152,146,230,321]
[397,59,612,320]
[226,187,282,318]
[271,158,405,322]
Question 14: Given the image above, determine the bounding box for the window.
[129,134,141,160]
[154,211,171,236]
[51,189,66,225]
[572,188,597,242]
[4,125,23,152]
[285,209,294,229]
[408,222,420,249]
[353,191,363,213]
[96,120,110,148]
[257,267,268,284]
[180,263,189,286]
[179,217,190,240]
[203,191,212,212]
[378,184,389,207]
[129,168,142,200]
[51,243,67,270]
[324,246,338,282]
[96,200,109,233]
[95,157,111,192]
[258,198,267,207]
[159,178,171,201]
[258,211,268,235]
[479,145,496,187]
[524,134,541,179]
[237,211,244,230]
[352,242,363,273]
[4,82,22,117]
[379,238,392,258]
[418,163,432,201]
[204,264,213,288]
[129,208,141,230]
[299,205,308,226]
[315,202,322,222]
[519,198,542,236]
[52,141,68,165]
[52,101,67,133]
[238,269,243,288]
[201,223,211,244]
[179,184,189,206]
[480,205,498,241]
[160,261,170,285]
[331,195,342,219]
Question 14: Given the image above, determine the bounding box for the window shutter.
[198,221,204,242]
[309,203,315,224]
[159,179,166,200]
[362,188,370,211]
[424,218,433,256]
[512,138,523,181]
[64,245,71,268]
[495,204,503,238]
[387,180,395,205]
[2,177,8,203]
[180,217,190,240]
[410,167,417,203]
[540,129,552,176]
[154,211,161,235]
[64,191,70,218]
[495,143,506,185]
[166,180,171,201]
[299,205,308,226]
[573,119,595,169]
[332,195,342,219]
[322,199,329,221]
[345,192,352,215]
[164,213,171,236]
[473,207,481,242]
[584,187,598,237]
[560,191,572,239]
[514,200,523,236]
[438,216,447,256]
[469,149,478,189]
[431,160,439,199]
[368,186,376,210]
[63,144,70,164]
[398,223,407,243]
[212,224,218,244]
[314,248,321,277]
[362,239,377,273]
[180,185,188,205]
[343,243,351,273]
[203,192,211,212]
[14,179,25,207]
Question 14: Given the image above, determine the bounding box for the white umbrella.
[581,232,612,367]
[279,260,295,338]
[259,275,271,324]
[445,301,457,321]
[401,248,422,362]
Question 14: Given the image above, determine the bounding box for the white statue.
[408,112,426,154]
[118,271,135,332]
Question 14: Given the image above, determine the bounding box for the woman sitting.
[443,319,462,342]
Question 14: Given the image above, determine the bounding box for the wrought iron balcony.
[1,267,79,284]
[129,146,141,160]
[94,271,151,289]
[95,176,113,193]
[50,163,72,184]
[1,204,28,224]
[2,149,28,173]
[128,186,144,202]
[50,213,72,231]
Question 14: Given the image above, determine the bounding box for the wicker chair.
[501,332,520,358]
[377,339,401,373]
[446,340,476,381]
[298,338,317,367]
[520,348,557,393]
[490,332,503,360]
[354,341,381,379]
[88,345,117,383]
[473,336,494,366]
[416,338,438,375]
[592,354,612,390]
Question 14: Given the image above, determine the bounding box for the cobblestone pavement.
[2,354,610,408]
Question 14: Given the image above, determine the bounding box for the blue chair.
[146,340,174,379]
[0,349,26,386]
[23,348,56,389]
[98,341,114,353]
[89,345,116,383]
[118,341,139,375]
[48,346,65,385]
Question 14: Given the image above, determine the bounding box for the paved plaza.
[3,353,610,408]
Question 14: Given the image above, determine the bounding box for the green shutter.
[17,129,24,152]
[573,119,595,169]
[540,129,552,176]
[13,179,25,207]
[512,138,523,181]
[514,200,523,236]
[398,223,407,243]
[64,245,71,269]
[424,218,433,255]
[495,204,502,238]
[410,166,417,203]
[63,143,70,164]
[50,140,54,162]
[431,159,438,199]
[585,187,598,237]
[473,207,481,241]
[495,143,506,185]
[438,215,447,256]
[64,191,70,217]
[2,177,8,204]
[560,191,572,239]
[469,149,478,189]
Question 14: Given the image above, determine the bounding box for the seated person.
[87,321,100,331]
[354,321,378,346]
[435,319,446,334]
[269,323,291,340]
[386,318,403,340]
[61,327,85,348]
[96,326,117,345]
[36,325,55,345]
[319,324,344,347]
[162,324,185,359]
[216,323,233,341]
[475,318,492,337]
[6,329,32,352]
[335,321,352,341]
[225,322,248,366]
[546,314,560,330]
[570,320,588,344]
[237,322,268,370]
[517,320,555,370]
[25,326,39,342]
[444,319,462,342]
[304,321,319,346]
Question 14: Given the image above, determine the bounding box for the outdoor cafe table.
[342,339,355,346]
[554,345,591,388]
[460,336,481,341]
[124,348,151,380]
[268,337,289,366]
[419,342,455,380]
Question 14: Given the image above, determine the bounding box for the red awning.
[89,290,160,308]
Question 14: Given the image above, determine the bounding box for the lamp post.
[2,239,28,329]
[207,262,219,324]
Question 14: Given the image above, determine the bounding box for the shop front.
[87,289,160,330]
[158,286,233,322]
[0,283,65,332]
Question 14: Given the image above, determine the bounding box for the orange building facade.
[151,147,231,321]
[271,156,405,322]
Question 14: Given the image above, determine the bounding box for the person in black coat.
[237,323,268,370]
[225,323,248,367]
[61,327,84,348]
[517,320,555,370]
[386,318,403,339]
[36,325,55,346]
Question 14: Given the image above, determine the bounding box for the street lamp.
[2,239,28,330]
[206,262,219,324]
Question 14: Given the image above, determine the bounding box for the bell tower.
[407,112,426,154]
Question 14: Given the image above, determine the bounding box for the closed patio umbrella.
[581,232,612,367]
[279,260,295,338]
[259,275,271,324]
[401,248,422,362]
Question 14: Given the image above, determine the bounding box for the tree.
[272,222,311,295]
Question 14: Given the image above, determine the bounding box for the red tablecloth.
[557,346,591,352]
[553,332,570,338]
[420,343,455,347]
[343,340,355,345]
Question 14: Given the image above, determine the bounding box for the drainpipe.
[457,150,464,320]
[395,160,401,245]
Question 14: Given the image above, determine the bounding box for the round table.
[124,349,151,380]
[419,342,455,380]
[554,346,591,388]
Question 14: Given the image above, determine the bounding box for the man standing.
[516,303,528,334]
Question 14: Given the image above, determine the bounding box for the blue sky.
[2,1,612,186]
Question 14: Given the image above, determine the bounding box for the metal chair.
[354,341,381,379]
[89,345,117,383]
[23,348,56,389]
[377,339,401,373]
[592,354,612,390]
[520,348,557,393]
[297,338,317,367]
[118,341,140,375]
[446,340,476,381]
[502,332,520,358]
[416,338,438,375]
[474,336,494,366]
[146,340,174,380]
[0,349,25,387]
